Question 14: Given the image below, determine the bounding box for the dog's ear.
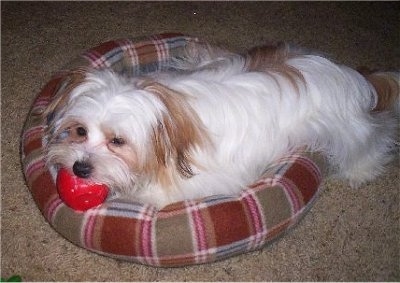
[140,81,209,179]
[43,68,88,123]
[42,68,88,140]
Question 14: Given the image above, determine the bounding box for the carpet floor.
[1,2,399,281]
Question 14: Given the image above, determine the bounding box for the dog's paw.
[339,155,387,188]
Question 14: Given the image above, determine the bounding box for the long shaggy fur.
[43,41,399,208]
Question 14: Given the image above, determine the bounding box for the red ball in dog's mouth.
[56,168,109,211]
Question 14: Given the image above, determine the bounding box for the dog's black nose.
[72,161,93,179]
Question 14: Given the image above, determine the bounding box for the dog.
[42,41,399,209]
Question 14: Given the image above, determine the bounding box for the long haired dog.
[43,41,399,208]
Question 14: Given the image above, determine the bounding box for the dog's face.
[43,69,208,195]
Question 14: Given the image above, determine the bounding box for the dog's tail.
[358,68,400,115]
[363,70,400,149]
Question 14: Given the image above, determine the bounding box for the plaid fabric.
[21,33,326,267]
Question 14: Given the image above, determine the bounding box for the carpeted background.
[1,1,399,281]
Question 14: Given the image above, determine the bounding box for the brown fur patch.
[245,42,305,92]
[139,81,210,187]
[364,72,399,112]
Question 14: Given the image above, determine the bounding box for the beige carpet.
[2,2,399,281]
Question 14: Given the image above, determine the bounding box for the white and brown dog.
[43,41,399,208]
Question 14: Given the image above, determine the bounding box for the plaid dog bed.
[21,33,326,267]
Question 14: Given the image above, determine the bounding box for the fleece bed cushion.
[21,33,326,267]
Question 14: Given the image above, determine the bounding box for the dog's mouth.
[52,161,94,181]
[55,163,107,187]
[50,155,138,198]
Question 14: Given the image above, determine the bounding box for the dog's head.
[43,68,209,195]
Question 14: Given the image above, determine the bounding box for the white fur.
[44,44,399,209]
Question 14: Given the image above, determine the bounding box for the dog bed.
[21,33,326,267]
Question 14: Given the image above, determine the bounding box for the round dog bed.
[21,33,326,267]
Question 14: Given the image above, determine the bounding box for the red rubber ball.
[56,168,109,211]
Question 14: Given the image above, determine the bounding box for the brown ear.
[142,81,209,178]
[42,68,88,139]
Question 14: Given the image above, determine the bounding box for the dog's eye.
[76,127,87,137]
[110,137,125,146]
